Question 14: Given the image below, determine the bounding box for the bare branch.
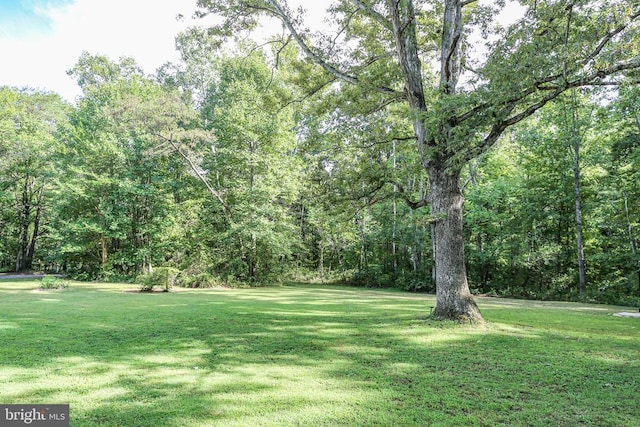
[356,135,416,149]
[387,0,426,110]
[328,8,358,55]
[388,179,429,210]
[505,57,640,128]
[440,0,463,95]
[456,8,640,126]
[157,133,231,216]
[348,0,392,30]
[371,94,407,113]
[281,76,338,110]
[461,152,488,191]
[463,55,640,163]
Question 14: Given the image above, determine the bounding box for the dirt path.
[0,273,63,279]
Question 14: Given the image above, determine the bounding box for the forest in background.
[1,15,639,307]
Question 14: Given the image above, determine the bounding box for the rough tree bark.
[429,167,483,320]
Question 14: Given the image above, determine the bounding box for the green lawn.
[1,280,638,426]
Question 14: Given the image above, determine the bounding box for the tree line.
[1,0,639,318]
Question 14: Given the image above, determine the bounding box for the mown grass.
[0,280,638,426]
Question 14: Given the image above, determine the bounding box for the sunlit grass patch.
[1,280,638,426]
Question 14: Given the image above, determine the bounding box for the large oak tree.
[195,0,640,321]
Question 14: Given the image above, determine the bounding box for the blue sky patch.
[0,0,75,39]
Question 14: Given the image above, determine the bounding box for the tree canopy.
[1,0,639,318]
[193,0,639,320]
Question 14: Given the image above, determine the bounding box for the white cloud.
[0,0,333,103]
[0,0,526,103]
[0,0,198,102]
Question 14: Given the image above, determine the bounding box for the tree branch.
[348,0,392,30]
[387,179,429,210]
[159,133,231,216]
[356,135,416,149]
[505,57,640,128]
[265,0,401,97]
[581,9,640,69]
[455,7,640,126]
[462,55,640,163]
[281,76,338,109]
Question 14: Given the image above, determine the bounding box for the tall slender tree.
[560,90,594,295]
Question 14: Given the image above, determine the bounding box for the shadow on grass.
[0,283,638,426]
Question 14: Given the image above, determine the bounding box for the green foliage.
[0,87,70,272]
[3,14,640,309]
[175,270,217,288]
[169,46,305,284]
[462,91,640,305]
[39,276,68,289]
[191,0,640,320]
[136,267,180,292]
[49,54,189,279]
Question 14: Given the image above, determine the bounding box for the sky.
[0,0,524,103]
[0,0,200,102]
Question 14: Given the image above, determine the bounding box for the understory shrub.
[136,267,180,292]
[176,271,253,288]
[39,276,68,289]
[176,271,217,288]
[394,270,434,292]
[348,266,434,292]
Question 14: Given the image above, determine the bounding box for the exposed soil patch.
[123,288,170,294]
[122,287,195,293]
[613,312,640,318]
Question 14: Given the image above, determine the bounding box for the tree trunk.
[564,90,588,295]
[429,167,483,322]
[392,139,398,274]
[26,186,45,270]
[573,142,586,294]
[16,175,33,272]
[319,241,324,282]
[357,214,368,271]
[101,235,108,267]
[622,193,640,296]
[250,231,258,280]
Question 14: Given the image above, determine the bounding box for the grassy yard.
[0,280,638,426]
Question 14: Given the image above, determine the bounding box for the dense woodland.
[1,0,639,309]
